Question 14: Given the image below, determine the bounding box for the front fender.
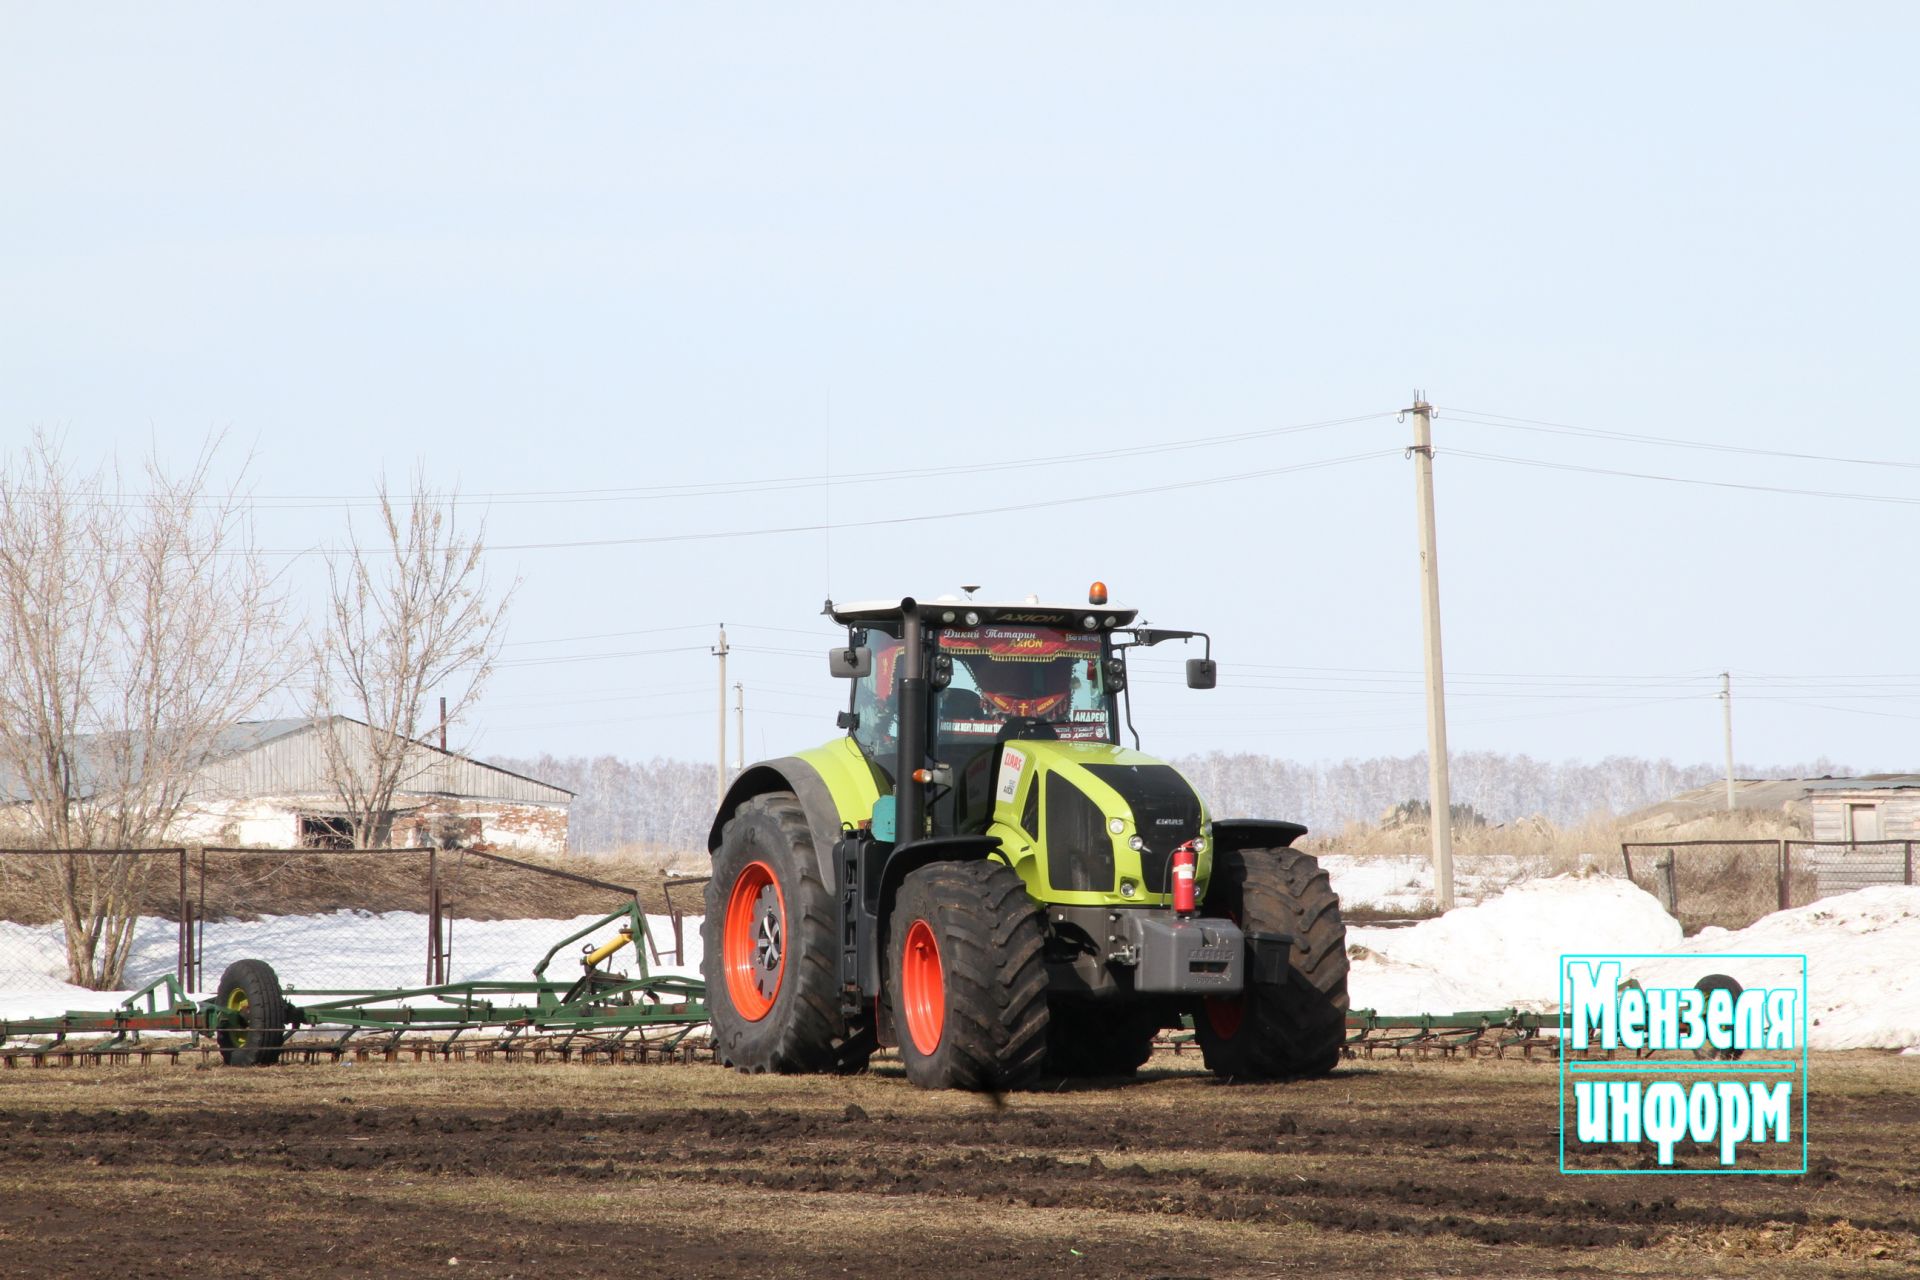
[1209,818,1309,852]
[875,835,1004,931]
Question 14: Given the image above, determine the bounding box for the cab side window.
[850,630,903,775]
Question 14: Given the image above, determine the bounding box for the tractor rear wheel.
[703,792,870,1074]
[1193,847,1348,1079]
[889,860,1049,1091]
[215,959,288,1067]
[1045,1002,1162,1078]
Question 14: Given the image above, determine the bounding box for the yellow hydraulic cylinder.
[582,927,633,969]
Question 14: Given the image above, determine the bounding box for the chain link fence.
[0,849,189,995]
[1785,840,1914,900]
[1,846,704,997]
[431,849,666,989]
[186,848,440,990]
[1621,839,1916,933]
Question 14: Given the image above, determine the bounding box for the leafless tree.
[0,432,286,987]
[311,475,513,848]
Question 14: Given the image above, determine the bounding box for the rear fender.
[709,747,883,889]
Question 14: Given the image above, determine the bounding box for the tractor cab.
[833,596,1136,835]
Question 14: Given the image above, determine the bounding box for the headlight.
[1192,837,1207,854]
[1108,817,1125,835]
[1128,835,1144,851]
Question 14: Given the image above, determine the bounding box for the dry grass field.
[2,1050,1914,1279]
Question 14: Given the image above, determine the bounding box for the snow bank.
[8,878,1917,1051]
[1631,886,1920,1052]
[1345,875,1681,1015]
[1319,854,1552,912]
[0,910,701,1021]
[1346,875,1920,1051]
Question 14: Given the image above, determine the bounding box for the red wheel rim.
[723,861,785,1021]
[1204,994,1245,1039]
[900,919,945,1056]
[1203,901,1244,1039]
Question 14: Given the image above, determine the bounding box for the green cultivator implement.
[0,902,708,1068]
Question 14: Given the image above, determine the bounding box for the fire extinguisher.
[1171,839,1199,917]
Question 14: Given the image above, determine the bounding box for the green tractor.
[701,589,1348,1089]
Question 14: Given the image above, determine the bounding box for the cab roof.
[827,596,1140,630]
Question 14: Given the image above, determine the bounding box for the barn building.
[156,717,573,854]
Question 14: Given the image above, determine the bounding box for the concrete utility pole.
[714,624,730,805]
[1407,395,1456,912]
[733,681,745,772]
[1721,672,1736,812]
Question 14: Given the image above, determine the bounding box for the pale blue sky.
[4,4,1917,773]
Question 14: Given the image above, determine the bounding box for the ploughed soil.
[1,1051,1915,1279]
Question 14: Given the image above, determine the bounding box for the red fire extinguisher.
[1171,839,1199,917]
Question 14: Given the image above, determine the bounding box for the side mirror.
[829,645,872,678]
[1185,658,1217,690]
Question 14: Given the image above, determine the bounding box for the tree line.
[500,749,1863,855]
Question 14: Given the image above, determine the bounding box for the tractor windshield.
[934,626,1114,744]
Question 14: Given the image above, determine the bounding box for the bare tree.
[311,475,513,848]
[0,432,286,987]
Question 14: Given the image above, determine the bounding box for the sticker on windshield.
[997,748,1028,803]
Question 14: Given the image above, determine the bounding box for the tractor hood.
[985,739,1213,907]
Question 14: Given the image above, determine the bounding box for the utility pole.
[713,624,729,806]
[1721,672,1736,812]
[437,695,447,752]
[1407,395,1455,912]
[733,681,745,772]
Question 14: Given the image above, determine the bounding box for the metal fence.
[0,846,706,995]
[1620,839,1916,933]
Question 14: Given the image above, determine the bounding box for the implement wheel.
[703,792,869,1074]
[1046,1002,1162,1078]
[215,959,288,1067]
[889,860,1049,1091]
[1193,847,1348,1080]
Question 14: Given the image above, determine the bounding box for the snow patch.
[8,879,1919,1052]
[1319,854,1547,913]
[1632,886,1920,1052]
[0,911,700,1021]
[1346,876,1920,1051]
[1345,875,1681,1015]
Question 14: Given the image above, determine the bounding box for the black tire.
[702,792,870,1074]
[889,860,1049,1091]
[1193,846,1348,1079]
[215,959,287,1067]
[1046,1002,1162,1078]
[1693,973,1746,1060]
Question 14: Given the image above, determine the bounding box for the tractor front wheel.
[889,860,1049,1091]
[1193,847,1348,1079]
[703,793,869,1074]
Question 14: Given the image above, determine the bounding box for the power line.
[1440,407,1920,472]
[27,411,1396,510]
[501,623,711,647]
[1446,449,1920,507]
[234,449,1399,557]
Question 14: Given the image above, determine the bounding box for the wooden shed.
[1806,777,1920,843]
